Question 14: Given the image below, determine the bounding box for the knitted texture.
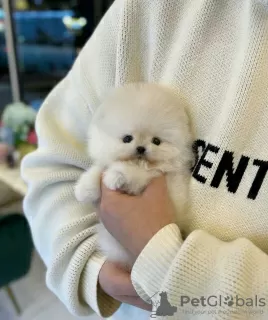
[21,0,268,319]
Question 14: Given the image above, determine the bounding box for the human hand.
[99,175,176,259]
[99,261,152,311]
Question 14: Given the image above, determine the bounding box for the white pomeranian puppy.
[75,83,193,268]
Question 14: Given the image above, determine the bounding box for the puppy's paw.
[74,182,88,202]
[75,182,100,204]
[103,168,127,191]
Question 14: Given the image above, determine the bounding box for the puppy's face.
[88,84,191,168]
[90,125,179,166]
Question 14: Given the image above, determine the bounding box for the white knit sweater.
[21,0,268,319]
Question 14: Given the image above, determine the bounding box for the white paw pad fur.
[103,169,127,191]
[75,183,100,203]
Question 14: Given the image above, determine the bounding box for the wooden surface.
[0,164,26,196]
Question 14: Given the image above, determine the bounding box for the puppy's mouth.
[119,154,148,161]
[137,154,146,160]
[119,154,158,167]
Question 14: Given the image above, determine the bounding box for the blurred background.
[0,1,113,319]
[0,0,113,112]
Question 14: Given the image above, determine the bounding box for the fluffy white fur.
[75,83,193,268]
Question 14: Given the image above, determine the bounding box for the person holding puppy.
[21,0,268,319]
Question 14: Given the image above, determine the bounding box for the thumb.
[101,262,138,296]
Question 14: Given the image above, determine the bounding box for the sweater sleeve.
[131,224,268,319]
[21,1,124,317]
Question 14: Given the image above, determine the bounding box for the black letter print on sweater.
[191,140,206,174]
[248,160,268,200]
[192,141,219,183]
[211,151,249,193]
[192,140,268,199]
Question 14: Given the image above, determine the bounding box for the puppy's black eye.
[123,135,133,143]
[152,137,161,146]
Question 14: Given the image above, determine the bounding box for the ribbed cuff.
[131,224,183,303]
[80,252,121,318]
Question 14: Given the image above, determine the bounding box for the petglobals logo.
[180,295,266,308]
[149,292,266,318]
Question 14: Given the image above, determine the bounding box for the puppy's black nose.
[136,146,146,155]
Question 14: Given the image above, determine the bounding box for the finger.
[142,175,167,197]
[106,263,139,296]
[115,295,152,311]
[113,272,138,296]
